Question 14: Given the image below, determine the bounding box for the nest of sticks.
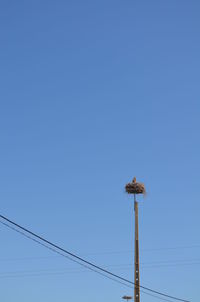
[125,178,146,195]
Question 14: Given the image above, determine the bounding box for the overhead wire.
[0,259,199,279]
[0,214,190,302]
[0,220,132,289]
[0,221,174,302]
[0,247,199,262]
[0,215,190,302]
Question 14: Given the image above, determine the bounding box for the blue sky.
[0,1,199,301]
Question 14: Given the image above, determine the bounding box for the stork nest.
[125,180,146,195]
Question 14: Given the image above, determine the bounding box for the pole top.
[125,177,145,195]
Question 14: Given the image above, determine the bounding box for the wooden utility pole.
[134,194,140,302]
[125,177,145,302]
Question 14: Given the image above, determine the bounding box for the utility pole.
[125,177,145,302]
[134,193,140,302]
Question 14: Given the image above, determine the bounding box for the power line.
[1,258,199,278]
[0,214,190,302]
[0,215,190,302]
[140,290,179,302]
[0,221,173,302]
[0,220,132,289]
[0,259,199,280]
[0,246,199,262]
[1,256,199,268]
[141,245,200,252]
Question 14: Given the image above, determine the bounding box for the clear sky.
[0,1,199,301]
